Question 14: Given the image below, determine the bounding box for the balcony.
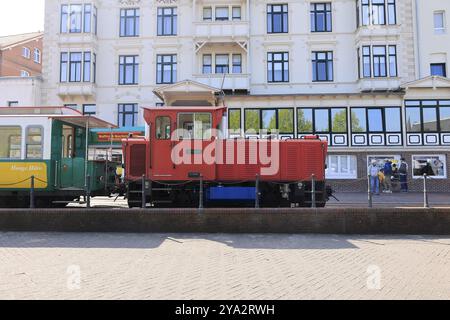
[57,32,97,46]
[355,25,401,41]
[194,21,249,42]
[57,83,96,97]
[193,74,250,91]
[357,78,401,92]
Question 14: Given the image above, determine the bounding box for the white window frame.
[434,11,446,34]
[22,47,30,59]
[326,155,357,179]
[20,70,30,77]
[411,154,447,179]
[34,48,41,64]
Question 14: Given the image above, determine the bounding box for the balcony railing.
[193,74,250,91]
[57,83,96,97]
[194,21,249,40]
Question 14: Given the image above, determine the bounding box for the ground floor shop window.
[412,155,446,179]
[367,155,401,173]
[326,155,357,179]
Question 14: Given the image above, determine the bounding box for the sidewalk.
[327,192,450,208]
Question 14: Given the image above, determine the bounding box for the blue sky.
[0,0,45,36]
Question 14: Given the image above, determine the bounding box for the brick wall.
[0,38,43,77]
[0,208,449,234]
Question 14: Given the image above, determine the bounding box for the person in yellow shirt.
[378,169,385,192]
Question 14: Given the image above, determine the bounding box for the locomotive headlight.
[297,182,303,189]
[98,176,105,182]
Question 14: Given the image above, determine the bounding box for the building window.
[372,46,387,77]
[61,4,97,34]
[202,54,212,74]
[326,155,357,179]
[215,54,229,74]
[0,126,22,159]
[360,45,397,78]
[405,100,450,140]
[431,63,447,77]
[59,51,96,82]
[69,4,82,33]
[7,101,19,107]
[267,52,289,83]
[69,52,82,82]
[359,0,396,26]
[232,54,242,73]
[228,109,241,136]
[351,107,402,145]
[118,104,138,127]
[267,4,288,33]
[60,53,68,82]
[83,104,96,115]
[156,54,177,84]
[83,52,91,82]
[312,51,333,82]
[203,7,212,21]
[20,70,30,77]
[120,8,140,37]
[84,4,92,33]
[372,0,386,25]
[244,108,294,135]
[362,46,371,78]
[119,55,139,85]
[157,7,177,36]
[232,7,242,21]
[434,11,445,34]
[310,3,332,32]
[34,48,41,64]
[297,107,347,144]
[215,7,229,21]
[388,45,397,77]
[22,47,30,59]
[412,155,446,179]
[26,127,43,159]
[387,0,396,24]
[351,107,401,133]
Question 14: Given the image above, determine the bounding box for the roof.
[47,115,117,129]
[401,76,450,89]
[0,32,43,50]
[153,79,222,102]
[0,107,116,129]
[142,106,227,112]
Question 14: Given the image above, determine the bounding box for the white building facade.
[41,0,450,191]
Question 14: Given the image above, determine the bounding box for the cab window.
[177,113,212,139]
[26,126,43,159]
[0,126,22,159]
[156,116,171,140]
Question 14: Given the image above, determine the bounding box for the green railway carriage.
[0,107,118,207]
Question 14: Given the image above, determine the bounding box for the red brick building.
[0,32,43,77]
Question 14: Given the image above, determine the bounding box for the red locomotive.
[123,106,329,208]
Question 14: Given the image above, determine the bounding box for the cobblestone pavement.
[0,232,449,300]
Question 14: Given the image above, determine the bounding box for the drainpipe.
[414,0,422,79]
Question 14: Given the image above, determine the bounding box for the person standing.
[383,159,393,193]
[368,161,380,195]
[398,158,409,193]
